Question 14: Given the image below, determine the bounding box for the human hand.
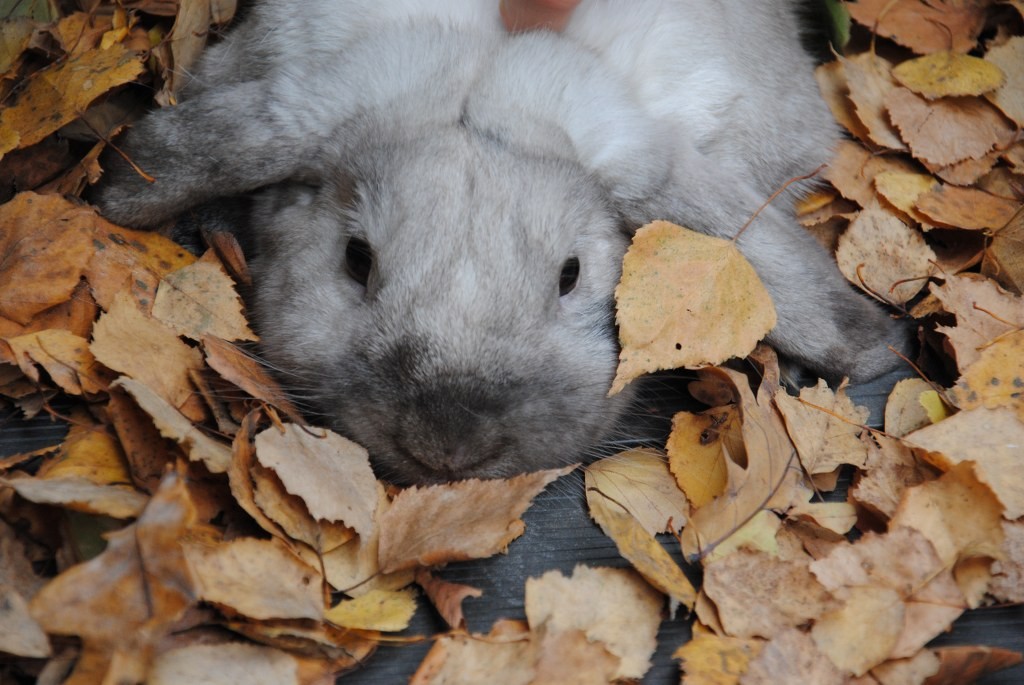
[499,0,581,31]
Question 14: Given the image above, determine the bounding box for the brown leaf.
[323,588,417,632]
[585,449,687,535]
[0,41,143,154]
[0,586,50,658]
[612,221,776,394]
[740,627,844,685]
[113,377,231,474]
[414,568,482,630]
[148,641,341,685]
[885,378,938,438]
[202,334,302,420]
[92,294,205,420]
[929,273,1024,371]
[985,36,1024,126]
[885,87,1015,168]
[410,620,534,685]
[907,407,1024,519]
[915,185,1022,231]
[823,140,919,207]
[0,193,96,325]
[702,549,836,639]
[846,0,987,54]
[925,645,1024,685]
[152,251,256,342]
[28,471,197,648]
[983,208,1024,293]
[842,52,908,150]
[851,434,934,521]
[989,520,1024,603]
[254,424,378,537]
[680,368,805,561]
[377,466,572,573]
[871,649,941,685]
[836,205,936,304]
[525,565,662,680]
[811,585,905,676]
[815,60,872,143]
[674,628,763,685]
[1,473,147,518]
[4,329,113,395]
[183,536,324,621]
[774,380,870,476]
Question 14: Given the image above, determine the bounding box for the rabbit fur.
[96,0,910,483]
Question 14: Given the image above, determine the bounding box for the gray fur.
[95,0,910,483]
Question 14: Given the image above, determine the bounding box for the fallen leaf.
[983,209,1024,293]
[871,649,941,685]
[4,329,113,395]
[378,466,572,573]
[815,59,872,143]
[926,645,1024,685]
[884,378,938,437]
[0,586,50,658]
[202,334,302,420]
[842,52,908,150]
[666,406,736,508]
[0,41,143,155]
[906,407,1024,519]
[774,380,870,477]
[893,52,1005,99]
[846,0,987,54]
[152,251,257,342]
[524,565,662,680]
[948,329,1024,419]
[702,549,835,639]
[929,273,1024,370]
[915,185,1021,231]
[91,294,205,420]
[811,585,905,676]
[410,620,534,685]
[324,588,417,632]
[851,434,934,521]
[984,36,1024,126]
[585,449,687,535]
[0,193,96,325]
[414,568,482,630]
[611,221,776,394]
[873,170,940,227]
[674,629,763,685]
[823,141,919,207]
[254,424,378,537]
[532,627,621,685]
[989,520,1024,603]
[183,536,324,621]
[836,205,936,304]
[148,641,327,685]
[886,87,1015,168]
[740,627,845,685]
[113,376,231,474]
[1,473,147,518]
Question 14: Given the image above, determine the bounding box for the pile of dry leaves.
[1,0,1023,683]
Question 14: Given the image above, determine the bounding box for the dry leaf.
[91,294,205,419]
[871,649,941,685]
[884,378,938,437]
[836,205,936,304]
[702,549,835,639]
[985,36,1024,126]
[816,59,872,143]
[949,329,1024,419]
[885,87,1015,168]
[113,376,231,473]
[377,466,572,573]
[254,424,378,537]
[414,568,482,630]
[989,520,1024,603]
[823,141,919,207]
[929,274,1024,370]
[4,329,113,395]
[851,434,934,521]
[0,473,147,518]
[873,171,940,227]
[842,52,908,150]
[666,406,737,508]
[907,407,1024,519]
[674,629,763,685]
[0,586,50,658]
[740,627,844,685]
[202,334,302,420]
[611,221,776,394]
[915,185,1021,231]
[0,42,143,155]
[149,642,322,685]
[585,449,687,535]
[0,193,96,325]
[524,565,662,680]
[183,536,324,621]
[152,252,257,342]
[811,585,905,676]
[410,620,534,685]
[774,380,870,477]
[892,52,1005,99]
[926,645,1024,685]
[846,0,987,54]
[983,209,1024,293]
[323,588,417,632]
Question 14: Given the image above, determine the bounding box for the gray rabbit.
[96,0,909,483]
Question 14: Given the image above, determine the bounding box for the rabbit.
[95,0,910,484]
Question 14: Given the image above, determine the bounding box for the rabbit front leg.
[95,79,322,229]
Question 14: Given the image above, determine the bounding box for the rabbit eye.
[559,256,580,296]
[344,237,374,286]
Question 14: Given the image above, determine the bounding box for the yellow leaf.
[920,389,950,423]
[39,425,132,485]
[949,329,1024,420]
[324,589,417,632]
[152,252,257,342]
[665,407,736,508]
[0,42,143,156]
[585,449,687,535]
[674,631,763,685]
[893,52,1005,99]
[612,221,776,394]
